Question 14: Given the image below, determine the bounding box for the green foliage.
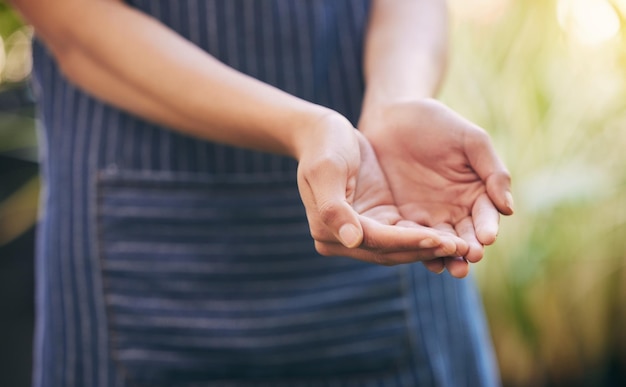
[442,0,626,385]
[0,2,37,247]
[0,2,24,39]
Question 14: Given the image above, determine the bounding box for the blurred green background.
[443,0,626,386]
[1,0,626,386]
[0,2,37,387]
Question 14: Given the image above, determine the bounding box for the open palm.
[296,114,467,270]
[300,127,467,268]
[361,99,514,276]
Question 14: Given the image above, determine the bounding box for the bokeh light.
[449,0,513,24]
[0,36,6,78]
[1,2,626,387]
[0,26,32,83]
[444,1,626,386]
[557,0,621,45]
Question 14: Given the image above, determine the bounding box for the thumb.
[297,158,363,249]
[312,173,363,248]
[465,129,514,216]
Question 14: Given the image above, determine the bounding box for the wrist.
[290,108,355,161]
[359,96,435,137]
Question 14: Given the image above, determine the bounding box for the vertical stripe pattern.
[31,1,501,386]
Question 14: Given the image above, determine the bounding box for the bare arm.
[359,0,513,277]
[10,0,469,264]
[360,0,448,122]
[11,0,371,250]
[10,0,332,158]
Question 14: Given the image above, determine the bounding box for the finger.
[308,216,446,252]
[444,256,470,278]
[357,216,446,252]
[314,241,444,265]
[422,259,445,274]
[432,223,469,257]
[433,223,470,278]
[471,193,500,246]
[454,216,484,263]
[486,171,514,216]
[298,161,363,249]
[464,129,514,215]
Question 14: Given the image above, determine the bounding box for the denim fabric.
[31,1,501,386]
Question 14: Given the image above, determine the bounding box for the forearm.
[361,0,449,120]
[12,0,331,158]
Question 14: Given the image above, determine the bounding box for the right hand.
[359,99,514,277]
[295,112,468,270]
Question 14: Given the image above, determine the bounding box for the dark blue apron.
[31,1,500,386]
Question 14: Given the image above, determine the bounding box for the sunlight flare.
[557,0,621,45]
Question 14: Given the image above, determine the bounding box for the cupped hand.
[295,111,468,269]
[360,99,514,277]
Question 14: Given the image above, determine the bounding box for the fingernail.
[505,191,515,214]
[339,224,361,248]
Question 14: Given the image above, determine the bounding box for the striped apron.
[31,1,501,386]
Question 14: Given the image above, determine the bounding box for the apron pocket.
[96,169,411,385]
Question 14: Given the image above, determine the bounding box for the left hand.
[359,99,514,278]
[297,113,468,267]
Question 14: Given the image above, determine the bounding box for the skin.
[9,0,512,277]
[306,128,468,264]
[360,0,514,277]
[360,100,513,277]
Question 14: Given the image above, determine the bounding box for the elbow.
[13,0,90,78]
[12,0,113,94]
[33,20,92,87]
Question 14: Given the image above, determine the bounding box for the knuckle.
[361,232,390,256]
[306,152,348,176]
[314,241,334,257]
[360,231,384,251]
[499,169,512,183]
[371,253,396,267]
[318,201,343,225]
[308,224,326,242]
[475,127,490,139]
[492,169,512,186]
[467,127,491,147]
